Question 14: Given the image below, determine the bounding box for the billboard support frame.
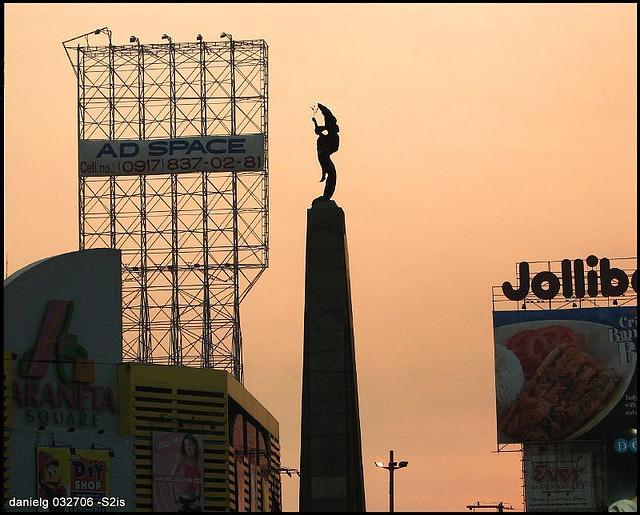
[65,35,269,381]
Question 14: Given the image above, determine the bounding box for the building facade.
[3,249,281,512]
[119,363,281,511]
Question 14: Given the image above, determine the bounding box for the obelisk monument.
[299,104,366,512]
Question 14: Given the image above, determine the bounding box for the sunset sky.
[4,3,637,511]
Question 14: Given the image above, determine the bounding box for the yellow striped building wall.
[118,363,281,512]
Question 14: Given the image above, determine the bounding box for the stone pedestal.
[299,199,366,512]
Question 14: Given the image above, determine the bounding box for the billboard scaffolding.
[64,31,269,382]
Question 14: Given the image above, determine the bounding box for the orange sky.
[4,3,637,511]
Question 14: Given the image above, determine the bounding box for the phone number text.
[80,155,264,177]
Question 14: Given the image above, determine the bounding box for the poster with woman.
[152,431,204,512]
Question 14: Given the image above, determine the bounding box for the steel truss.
[66,37,269,382]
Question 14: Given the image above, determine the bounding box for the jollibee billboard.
[493,306,636,444]
[494,306,637,509]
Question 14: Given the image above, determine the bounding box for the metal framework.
[64,32,269,382]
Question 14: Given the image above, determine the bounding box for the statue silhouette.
[312,103,340,201]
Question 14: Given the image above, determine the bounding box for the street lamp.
[220,31,236,134]
[375,450,408,512]
[62,26,112,72]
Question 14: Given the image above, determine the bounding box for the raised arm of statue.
[312,117,325,135]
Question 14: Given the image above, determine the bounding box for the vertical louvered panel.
[129,383,231,511]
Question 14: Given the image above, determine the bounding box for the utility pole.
[466,501,514,512]
[375,450,409,512]
[390,450,395,513]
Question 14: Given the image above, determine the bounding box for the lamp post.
[61,27,111,71]
[375,450,408,512]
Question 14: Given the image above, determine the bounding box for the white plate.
[495,320,636,442]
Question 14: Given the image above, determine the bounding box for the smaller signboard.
[71,449,111,502]
[79,135,265,177]
[152,431,204,512]
[35,447,113,511]
[37,447,72,502]
[523,442,600,511]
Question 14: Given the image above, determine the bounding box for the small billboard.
[79,134,265,177]
[523,441,603,511]
[71,449,111,501]
[152,431,204,512]
[37,447,72,502]
[35,447,113,510]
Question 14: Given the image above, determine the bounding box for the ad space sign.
[79,134,265,177]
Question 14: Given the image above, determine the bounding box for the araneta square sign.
[4,249,122,433]
[12,300,117,429]
[4,249,135,511]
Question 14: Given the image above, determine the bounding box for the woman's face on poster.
[184,437,197,456]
